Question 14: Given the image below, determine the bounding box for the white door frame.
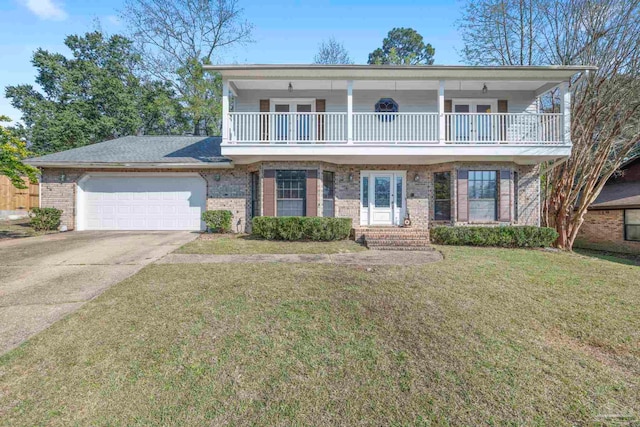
[270,98,316,142]
[360,170,406,226]
[452,99,498,142]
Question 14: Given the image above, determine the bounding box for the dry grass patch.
[176,234,367,254]
[0,218,45,240]
[1,246,638,425]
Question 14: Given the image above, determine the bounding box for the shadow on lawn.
[574,248,640,267]
[0,219,36,240]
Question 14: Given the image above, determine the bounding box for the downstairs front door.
[361,171,406,226]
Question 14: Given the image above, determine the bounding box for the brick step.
[365,237,430,243]
[367,245,435,251]
[364,234,429,240]
[363,230,429,235]
[365,240,429,248]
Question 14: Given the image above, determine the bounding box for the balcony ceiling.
[231,79,558,92]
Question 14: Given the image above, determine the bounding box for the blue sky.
[0,0,464,123]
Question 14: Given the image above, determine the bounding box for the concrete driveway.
[0,231,198,354]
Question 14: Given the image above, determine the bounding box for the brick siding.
[576,209,640,254]
[40,161,541,233]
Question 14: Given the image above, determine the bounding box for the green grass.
[574,238,640,256]
[1,246,639,425]
[575,248,640,266]
[176,234,367,254]
[0,218,37,239]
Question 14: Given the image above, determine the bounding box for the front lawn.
[1,246,638,425]
[176,234,367,254]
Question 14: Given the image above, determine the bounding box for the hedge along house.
[27,64,594,245]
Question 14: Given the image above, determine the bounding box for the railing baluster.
[226,112,564,145]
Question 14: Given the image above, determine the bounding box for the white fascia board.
[27,162,234,169]
[221,144,572,165]
[207,64,597,82]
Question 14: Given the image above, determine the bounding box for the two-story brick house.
[28,64,593,243]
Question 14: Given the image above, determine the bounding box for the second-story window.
[375,98,398,122]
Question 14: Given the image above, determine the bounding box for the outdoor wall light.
[288,82,293,92]
[482,83,488,94]
[59,172,66,183]
[214,173,221,181]
[348,173,354,182]
[414,173,420,182]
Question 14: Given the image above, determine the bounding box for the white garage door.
[78,175,206,231]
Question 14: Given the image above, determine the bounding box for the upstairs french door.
[271,99,315,143]
[451,100,498,143]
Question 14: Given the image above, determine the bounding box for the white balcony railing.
[227,112,565,145]
[353,113,439,143]
[229,112,346,144]
[444,113,563,144]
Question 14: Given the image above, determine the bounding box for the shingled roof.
[26,136,230,168]
[590,182,640,210]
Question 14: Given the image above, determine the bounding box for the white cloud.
[21,0,68,21]
[106,15,121,26]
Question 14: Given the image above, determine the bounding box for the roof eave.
[26,161,234,169]
[205,64,598,82]
[589,204,640,210]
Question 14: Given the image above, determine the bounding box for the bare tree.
[459,0,545,65]
[121,0,253,135]
[313,37,354,65]
[459,0,640,250]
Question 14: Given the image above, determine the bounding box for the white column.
[222,79,230,144]
[438,80,445,144]
[560,81,571,145]
[347,80,353,144]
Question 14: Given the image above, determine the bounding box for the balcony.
[227,112,564,145]
[214,65,582,165]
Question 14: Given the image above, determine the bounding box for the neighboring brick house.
[26,64,593,246]
[576,157,640,254]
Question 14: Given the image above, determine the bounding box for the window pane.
[374,177,391,208]
[626,209,640,225]
[434,172,451,221]
[362,177,369,207]
[469,200,496,221]
[468,170,498,221]
[323,171,334,198]
[626,225,640,241]
[434,200,451,221]
[396,176,403,208]
[276,170,306,217]
[323,199,334,218]
[277,200,305,217]
[434,172,451,199]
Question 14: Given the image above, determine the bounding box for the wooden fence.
[0,176,39,210]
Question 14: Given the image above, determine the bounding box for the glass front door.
[362,172,405,226]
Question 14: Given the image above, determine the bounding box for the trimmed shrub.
[202,210,232,233]
[252,217,352,241]
[430,226,558,248]
[29,207,62,232]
